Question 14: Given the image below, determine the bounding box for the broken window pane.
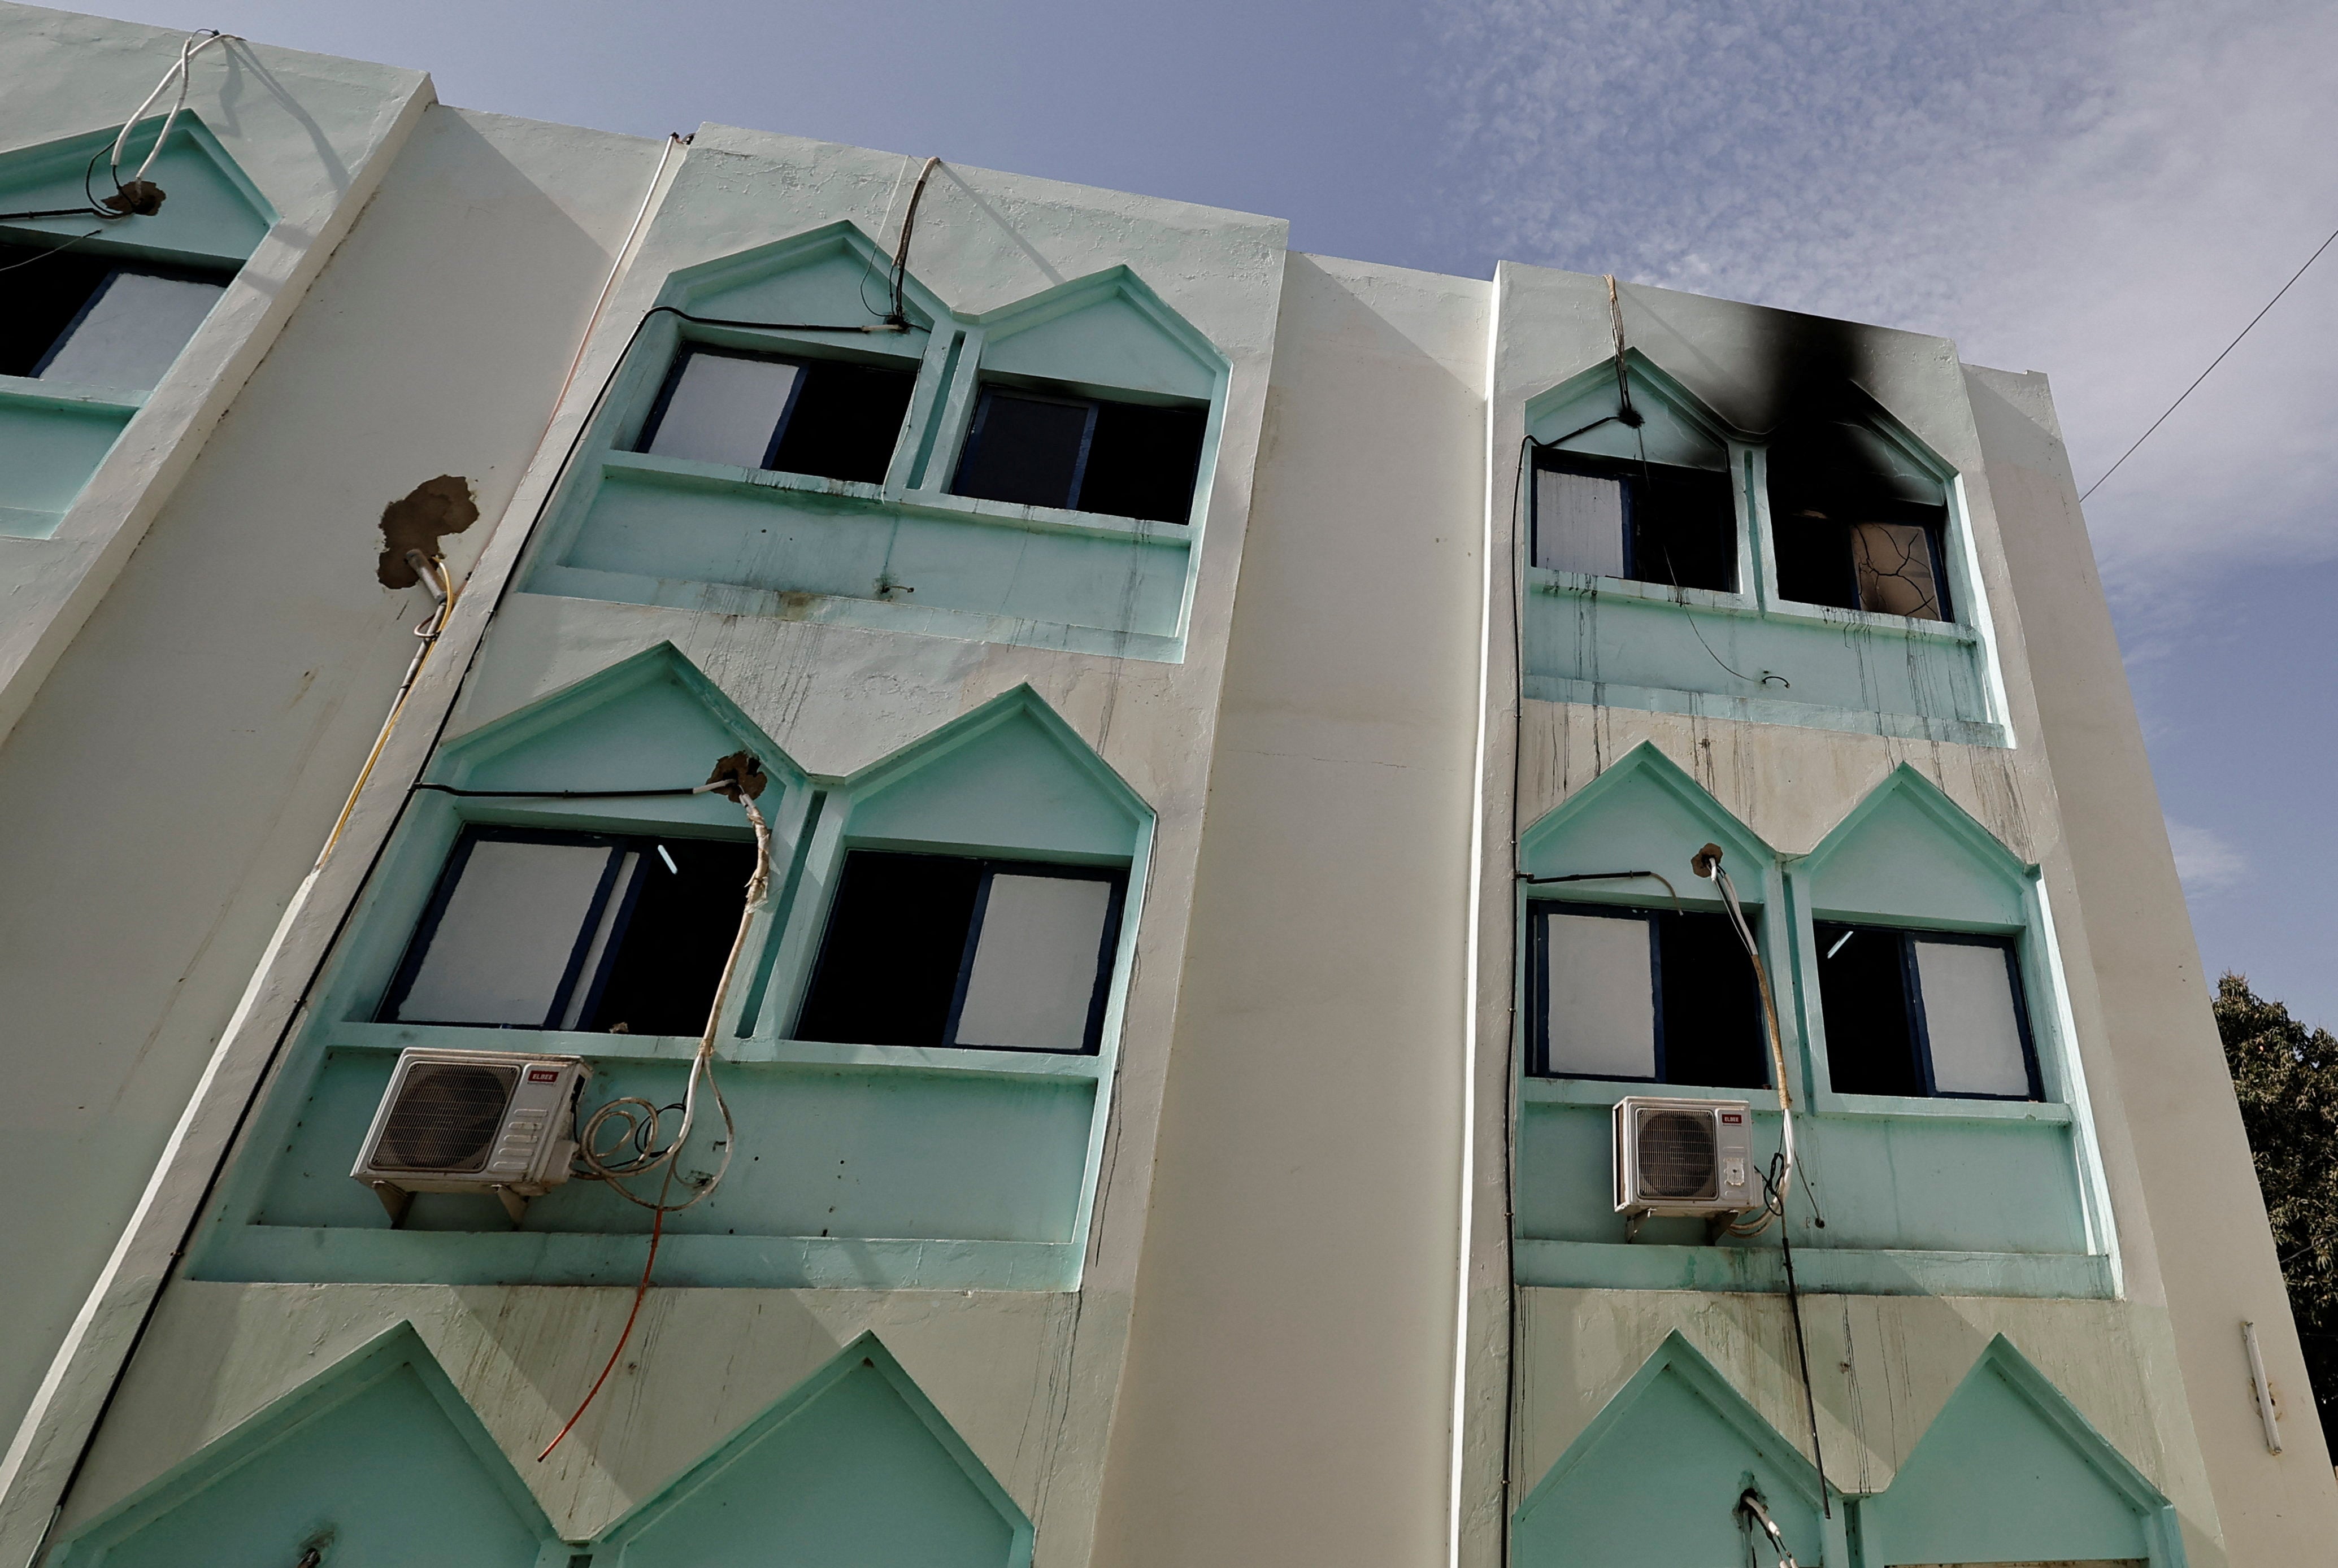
[1768,414,1953,618]
[1914,939,2032,1096]
[1539,909,1657,1078]
[954,874,1117,1051]
[390,837,620,1027]
[581,836,759,1037]
[952,390,1093,509]
[797,850,1125,1053]
[36,269,228,393]
[644,350,801,468]
[1850,521,1945,620]
[1533,468,1628,576]
[1654,908,1768,1089]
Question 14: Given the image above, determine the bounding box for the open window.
[1815,924,2037,1100]
[380,826,758,1037]
[1768,415,1953,620]
[1,245,229,392]
[638,345,916,484]
[950,381,1205,524]
[1529,901,1767,1088]
[797,851,1125,1053]
[1532,448,1736,590]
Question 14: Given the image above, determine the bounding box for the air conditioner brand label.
[527,1068,560,1083]
[1719,1113,1743,1123]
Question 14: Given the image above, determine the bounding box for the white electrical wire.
[573,777,771,1214]
[107,30,237,194]
[1737,1488,1801,1568]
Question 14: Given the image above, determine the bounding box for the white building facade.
[0,7,2330,1565]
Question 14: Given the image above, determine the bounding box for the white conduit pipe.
[107,31,237,193]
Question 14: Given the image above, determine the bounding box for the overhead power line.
[2081,219,2338,502]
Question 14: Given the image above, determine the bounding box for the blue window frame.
[796,849,1127,1054]
[951,381,1206,524]
[1815,924,2039,1100]
[1528,900,1768,1089]
[379,825,756,1036]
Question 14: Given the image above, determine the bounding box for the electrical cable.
[537,754,772,1463]
[1697,846,1830,1517]
[1736,1487,1801,1568]
[2081,216,2338,502]
[0,33,233,225]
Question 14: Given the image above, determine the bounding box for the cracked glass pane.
[1851,520,1944,620]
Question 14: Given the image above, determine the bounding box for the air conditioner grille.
[374,1062,517,1173]
[1635,1109,1718,1200]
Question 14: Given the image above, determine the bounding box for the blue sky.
[81,0,2338,1024]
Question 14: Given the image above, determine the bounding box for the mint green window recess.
[590,1332,1033,1568]
[0,112,270,537]
[47,1325,560,1568]
[1512,1331,1841,1567]
[1852,1336,2185,1566]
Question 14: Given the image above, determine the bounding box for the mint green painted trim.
[1514,1242,2115,1299]
[590,1332,1033,1568]
[47,1323,562,1568]
[1854,1335,2184,1566]
[0,112,275,263]
[1524,678,2006,746]
[1512,1330,1845,1567]
[521,239,1228,660]
[198,1228,1079,1291]
[1519,359,2007,744]
[753,685,1155,1288]
[198,664,1140,1295]
[0,380,139,537]
[527,569,1189,662]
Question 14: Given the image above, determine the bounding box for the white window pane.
[1535,468,1627,576]
[954,874,1114,1051]
[1914,940,2030,1096]
[1543,911,1655,1078]
[646,353,800,467]
[395,839,616,1026]
[1850,520,1944,619]
[39,272,227,391]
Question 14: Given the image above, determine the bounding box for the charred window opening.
[951,382,1205,525]
[1531,450,1736,591]
[1528,901,1768,1088]
[1816,923,2038,1100]
[1768,418,1952,620]
[379,827,758,1037]
[0,245,230,391]
[638,346,915,485]
[796,849,1126,1054]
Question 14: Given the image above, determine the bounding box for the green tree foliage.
[2217,972,2338,1452]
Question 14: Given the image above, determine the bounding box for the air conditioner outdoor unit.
[1613,1095,1755,1237]
[352,1048,589,1225]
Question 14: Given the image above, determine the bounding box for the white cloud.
[2163,818,2249,891]
[1427,0,2338,623]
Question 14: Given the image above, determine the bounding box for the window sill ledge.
[1529,568,1978,643]
[1513,1239,2113,1299]
[325,1021,1107,1082]
[601,449,1193,545]
[0,373,146,415]
[1522,1075,2071,1125]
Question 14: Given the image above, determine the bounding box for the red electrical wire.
[537,1204,664,1462]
